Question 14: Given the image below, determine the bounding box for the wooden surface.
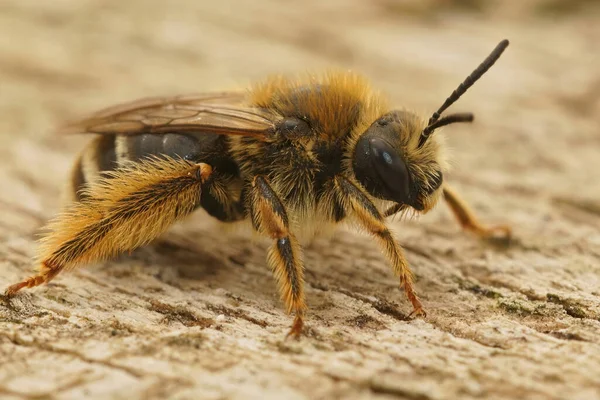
[1,1,600,399]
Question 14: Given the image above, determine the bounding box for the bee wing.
[60,92,276,139]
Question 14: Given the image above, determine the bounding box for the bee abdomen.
[70,154,87,202]
[70,133,205,202]
[117,133,203,163]
[70,135,118,201]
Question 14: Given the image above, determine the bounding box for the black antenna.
[419,39,509,147]
[422,113,474,136]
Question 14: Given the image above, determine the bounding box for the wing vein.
[59,92,276,140]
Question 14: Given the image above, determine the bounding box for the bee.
[6,40,510,337]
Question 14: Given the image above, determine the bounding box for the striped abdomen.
[70,133,245,221]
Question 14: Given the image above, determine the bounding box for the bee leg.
[5,158,212,296]
[250,176,306,338]
[443,185,511,241]
[334,176,424,317]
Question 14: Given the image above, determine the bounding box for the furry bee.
[6,40,510,337]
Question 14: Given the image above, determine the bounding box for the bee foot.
[487,224,511,237]
[408,306,427,319]
[285,315,304,340]
[479,224,512,246]
[5,275,46,296]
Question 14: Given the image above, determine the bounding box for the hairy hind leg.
[5,157,212,296]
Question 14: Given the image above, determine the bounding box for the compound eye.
[369,138,411,204]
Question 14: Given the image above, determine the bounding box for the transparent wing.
[60,92,276,139]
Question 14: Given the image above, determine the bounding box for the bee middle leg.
[442,185,511,240]
[250,176,306,338]
[334,176,425,317]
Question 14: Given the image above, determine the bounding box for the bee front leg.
[5,157,212,296]
[443,185,511,241]
[334,176,424,318]
[250,176,306,338]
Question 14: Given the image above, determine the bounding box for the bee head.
[352,111,445,213]
[352,39,509,215]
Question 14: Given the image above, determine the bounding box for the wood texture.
[1,1,599,399]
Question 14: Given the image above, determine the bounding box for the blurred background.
[1,1,599,399]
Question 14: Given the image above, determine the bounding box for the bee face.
[352,110,444,213]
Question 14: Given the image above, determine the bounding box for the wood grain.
[1,1,599,399]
